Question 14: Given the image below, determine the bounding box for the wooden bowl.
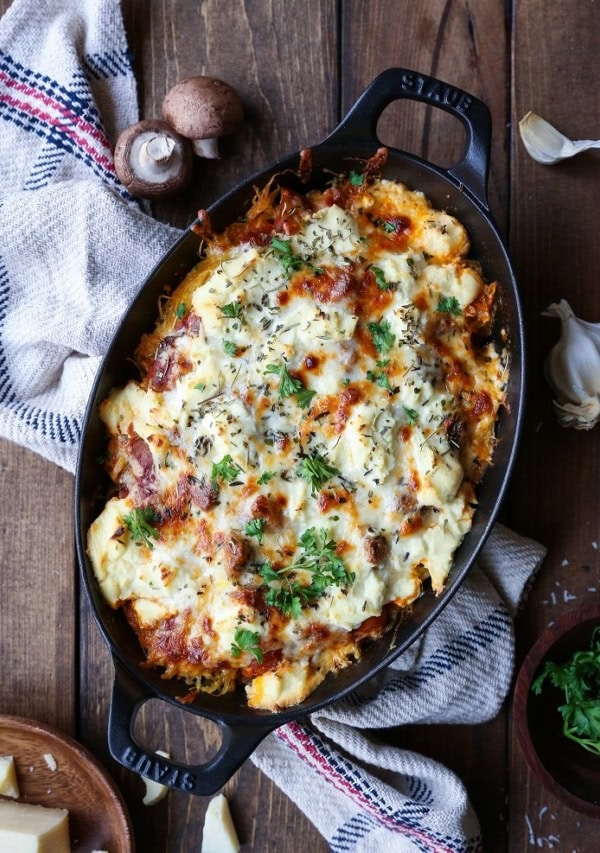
[0,715,134,851]
[513,605,600,818]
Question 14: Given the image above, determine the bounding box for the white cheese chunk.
[0,755,19,798]
[201,793,240,853]
[142,750,170,806]
[0,800,70,852]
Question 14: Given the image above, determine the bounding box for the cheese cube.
[0,799,70,852]
[0,755,19,798]
[201,793,240,853]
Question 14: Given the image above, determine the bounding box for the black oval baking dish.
[75,67,525,795]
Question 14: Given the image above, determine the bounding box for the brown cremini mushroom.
[114,119,193,199]
[162,76,243,159]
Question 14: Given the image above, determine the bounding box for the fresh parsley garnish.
[366,369,392,391]
[371,266,390,290]
[175,302,187,319]
[437,295,462,316]
[265,361,303,397]
[257,471,275,486]
[367,320,395,355]
[194,382,206,392]
[221,301,243,319]
[296,452,340,494]
[349,170,364,186]
[211,454,241,488]
[231,627,263,663]
[265,361,315,409]
[404,406,418,424]
[295,387,317,409]
[531,627,600,755]
[244,518,267,544]
[270,236,305,276]
[222,339,238,356]
[259,528,355,618]
[123,507,159,550]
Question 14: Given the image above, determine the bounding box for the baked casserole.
[88,162,507,711]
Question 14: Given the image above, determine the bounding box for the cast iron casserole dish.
[75,68,525,795]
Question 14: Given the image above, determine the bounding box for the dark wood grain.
[2,0,600,849]
[508,0,600,849]
[0,441,75,732]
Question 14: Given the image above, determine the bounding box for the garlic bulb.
[543,299,600,429]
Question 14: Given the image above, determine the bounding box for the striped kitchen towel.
[0,2,546,851]
[0,0,179,470]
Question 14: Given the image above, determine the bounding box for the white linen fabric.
[0,2,546,851]
[0,0,179,470]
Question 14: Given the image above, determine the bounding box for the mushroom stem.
[141,134,176,165]
[130,131,184,183]
[192,137,220,159]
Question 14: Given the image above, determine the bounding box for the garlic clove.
[519,112,600,165]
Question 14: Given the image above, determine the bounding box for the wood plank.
[341,3,511,850]
[508,0,600,848]
[79,1,336,849]
[0,440,75,732]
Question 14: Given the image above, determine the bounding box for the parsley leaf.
[211,454,241,488]
[258,561,280,582]
[296,452,340,494]
[404,406,418,424]
[265,361,315,409]
[370,266,391,290]
[295,387,317,409]
[222,339,238,356]
[531,627,600,755]
[230,627,263,663]
[123,507,159,550]
[437,295,462,316]
[270,236,305,276]
[245,518,267,544]
[221,301,243,319]
[194,382,206,392]
[367,320,395,355]
[264,585,304,619]
[260,528,355,618]
[257,471,275,486]
[349,170,364,186]
[366,369,392,391]
[175,302,187,319]
[265,361,303,397]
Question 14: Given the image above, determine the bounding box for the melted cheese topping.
[88,173,507,710]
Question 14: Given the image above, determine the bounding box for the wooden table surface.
[1,1,599,850]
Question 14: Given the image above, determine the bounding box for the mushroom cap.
[162,76,244,140]
[114,119,193,199]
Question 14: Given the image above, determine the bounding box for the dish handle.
[326,67,492,210]
[107,662,278,796]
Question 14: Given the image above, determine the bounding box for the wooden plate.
[0,715,134,852]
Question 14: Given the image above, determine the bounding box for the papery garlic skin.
[519,112,600,165]
[543,299,600,430]
[554,398,600,431]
